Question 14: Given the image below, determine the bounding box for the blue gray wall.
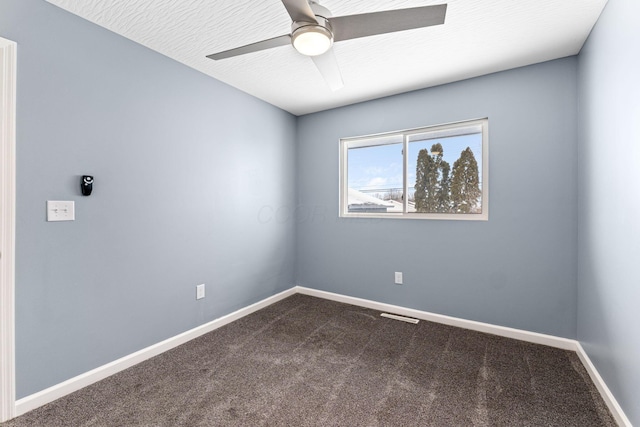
[296,58,579,339]
[577,0,640,423]
[1,0,296,398]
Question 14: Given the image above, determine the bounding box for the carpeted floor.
[3,294,616,426]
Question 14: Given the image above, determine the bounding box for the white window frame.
[339,118,489,221]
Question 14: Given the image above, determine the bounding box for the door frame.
[0,36,17,422]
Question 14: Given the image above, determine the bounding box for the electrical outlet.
[394,272,403,285]
[196,284,205,300]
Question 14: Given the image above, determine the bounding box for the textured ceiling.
[46,0,607,115]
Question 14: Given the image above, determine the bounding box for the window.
[340,118,488,220]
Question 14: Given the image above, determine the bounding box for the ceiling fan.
[206,0,447,91]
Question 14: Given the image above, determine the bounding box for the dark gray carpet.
[3,294,616,426]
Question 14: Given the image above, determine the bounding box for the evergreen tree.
[430,143,451,212]
[437,160,451,212]
[450,147,481,213]
[414,143,451,213]
[414,148,434,212]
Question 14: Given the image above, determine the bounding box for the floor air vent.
[380,313,419,324]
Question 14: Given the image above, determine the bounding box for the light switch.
[47,201,75,221]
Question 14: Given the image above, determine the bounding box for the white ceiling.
[46,0,607,116]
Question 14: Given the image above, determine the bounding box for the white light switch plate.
[47,201,75,221]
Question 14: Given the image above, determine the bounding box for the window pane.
[347,142,403,213]
[408,133,483,214]
[340,118,488,220]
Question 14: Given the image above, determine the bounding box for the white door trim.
[0,36,17,423]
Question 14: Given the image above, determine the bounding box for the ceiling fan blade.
[280,0,318,24]
[329,4,447,42]
[311,49,344,91]
[207,34,291,60]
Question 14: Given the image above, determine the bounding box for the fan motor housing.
[291,16,332,36]
[291,17,334,56]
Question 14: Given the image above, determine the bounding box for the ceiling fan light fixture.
[292,24,333,56]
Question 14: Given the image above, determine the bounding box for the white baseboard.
[14,287,296,417]
[575,343,632,427]
[13,286,631,426]
[294,287,577,350]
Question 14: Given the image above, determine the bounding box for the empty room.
[0,0,638,425]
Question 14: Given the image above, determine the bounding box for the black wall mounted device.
[81,175,93,196]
